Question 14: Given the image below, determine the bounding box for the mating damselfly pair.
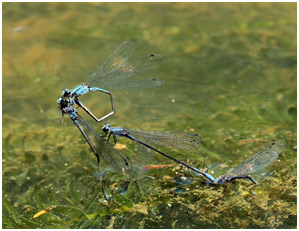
[57,41,283,199]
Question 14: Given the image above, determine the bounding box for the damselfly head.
[102,123,111,133]
[61,89,71,97]
[57,97,68,109]
[57,97,67,123]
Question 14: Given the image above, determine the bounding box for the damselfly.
[101,123,215,182]
[58,41,164,123]
[57,98,133,199]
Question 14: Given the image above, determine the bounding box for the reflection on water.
[3,2,296,229]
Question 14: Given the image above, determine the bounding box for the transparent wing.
[129,53,163,74]
[85,41,135,86]
[101,79,165,90]
[228,139,283,177]
[86,53,163,88]
[128,130,202,151]
[77,115,130,175]
[88,63,134,85]
[126,144,151,179]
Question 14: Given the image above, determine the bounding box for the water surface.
[3,2,296,228]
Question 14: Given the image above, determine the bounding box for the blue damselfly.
[58,41,164,123]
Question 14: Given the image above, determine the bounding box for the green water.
[3,2,296,228]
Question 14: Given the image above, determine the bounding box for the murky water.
[3,2,296,228]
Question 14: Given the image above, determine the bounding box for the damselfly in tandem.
[102,125,283,186]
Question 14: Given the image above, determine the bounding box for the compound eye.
[62,89,71,97]
[102,123,110,132]
[102,127,108,132]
